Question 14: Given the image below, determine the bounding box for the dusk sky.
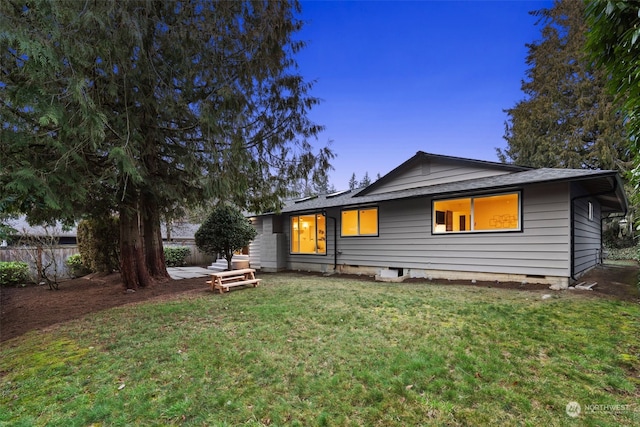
[295,0,552,190]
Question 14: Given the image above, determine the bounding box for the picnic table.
[207,268,261,293]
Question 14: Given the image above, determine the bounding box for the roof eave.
[355,151,532,196]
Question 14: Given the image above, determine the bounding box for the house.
[248,152,628,287]
[1,217,78,246]
[162,221,200,244]
[1,216,215,267]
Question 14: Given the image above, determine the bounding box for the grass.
[1,272,639,426]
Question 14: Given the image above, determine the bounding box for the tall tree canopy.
[586,1,640,147]
[0,1,333,289]
[499,0,630,171]
[586,1,640,198]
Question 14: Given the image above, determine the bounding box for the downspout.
[570,178,622,280]
[324,211,338,271]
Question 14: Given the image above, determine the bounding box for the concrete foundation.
[282,261,569,287]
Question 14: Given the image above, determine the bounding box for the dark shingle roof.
[356,151,532,196]
[277,168,626,214]
[162,222,199,240]
[5,217,77,237]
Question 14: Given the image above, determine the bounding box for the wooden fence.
[164,242,215,266]
[0,245,79,280]
[0,243,214,280]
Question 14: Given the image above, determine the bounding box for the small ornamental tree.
[195,205,257,271]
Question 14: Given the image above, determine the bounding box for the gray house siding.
[257,216,288,271]
[252,153,625,286]
[572,183,602,277]
[367,159,513,195]
[249,218,262,269]
[278,182,572,284]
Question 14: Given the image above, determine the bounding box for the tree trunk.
[141,193,170,280]
[226,252,233,271]
[119,206,152,290]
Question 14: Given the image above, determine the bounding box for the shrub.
[195,204,257,270]
[605,246,640,261]
[164,246,191,267]
[77,216,120,273]
[0,261,30,286]
[603,219,636,249]
[65,254,92,278]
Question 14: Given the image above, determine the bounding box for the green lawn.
[1,273,639,426]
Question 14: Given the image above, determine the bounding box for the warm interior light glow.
[291,217,299,252]
[341,207,378,236]
[341,210,358,236]
[359,209,377,235]
[433,198,471,232]
[434,193,519,233]
[291,214,326,254]
[475,193,519,230]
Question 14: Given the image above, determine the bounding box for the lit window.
[433,198,471,232]
[291,214,326,254]
[341,210,358,236]
[341,207,378,236]
[433,193,520,233]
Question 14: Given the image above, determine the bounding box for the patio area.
[166,266,212,280]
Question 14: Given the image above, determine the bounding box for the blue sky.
[295,0,552,189]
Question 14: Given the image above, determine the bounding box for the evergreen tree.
[499,0,630,172]
[586,1,640,217]
[359,172,372,188]
[311,170,337,195]
[0,1,332,289]
[586,1,640,149]
[290,162,336,197]
[348,173,358,190]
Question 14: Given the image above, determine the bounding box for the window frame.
[432,191,522,235]
[340,206,379,237]
[290,213,327,255]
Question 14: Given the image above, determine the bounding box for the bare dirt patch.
[0,273,211,343]
[1,263,638,343]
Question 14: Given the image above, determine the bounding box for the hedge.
[164,246,191,267]
[0,261,30,286]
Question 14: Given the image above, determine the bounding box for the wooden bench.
[207,268,261,293]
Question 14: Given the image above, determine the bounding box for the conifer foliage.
[586,1,640,216]
[499,0,630,172]
[586,1,640,149]
[0,1,332,289]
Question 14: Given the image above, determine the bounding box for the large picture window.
[433,192,520,233]
[291,214,326,254]
[341,207,378,236]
